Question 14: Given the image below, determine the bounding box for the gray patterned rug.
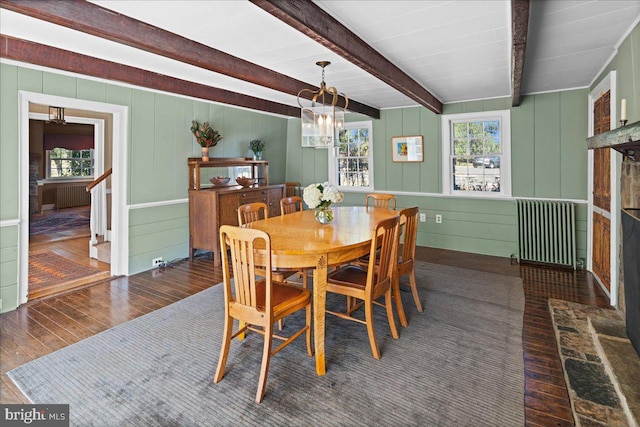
[9,262,525,426]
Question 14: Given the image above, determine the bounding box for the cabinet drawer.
[239,189,268,203]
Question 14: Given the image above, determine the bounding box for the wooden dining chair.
[279,196,309,288]
[214,225,312,403]
[393,206,423,327]
[280,196,304,215]
[284,182,301,198]
[238,202,268,225]
[325,215,400,359]
[366,193,396,210]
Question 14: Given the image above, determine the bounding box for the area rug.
[29,211,90,236]
[9,262,525,426]
[29,250,103,289]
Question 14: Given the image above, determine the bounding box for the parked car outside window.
[473,156,500,169]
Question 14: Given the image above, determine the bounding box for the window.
[330,121,373,192]
[46,148,94,179]
[441,110,511,197]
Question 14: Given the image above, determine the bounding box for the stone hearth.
[549,299,640,427]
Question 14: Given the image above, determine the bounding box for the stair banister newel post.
[86,168,112,260]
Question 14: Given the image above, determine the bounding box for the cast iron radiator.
[56,185,91,209]
[516,199,577,269]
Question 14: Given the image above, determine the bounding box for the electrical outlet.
[419,213,426,222]
[152,257,164,268]
[435,214,442,224]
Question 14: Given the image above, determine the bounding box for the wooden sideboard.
[187,158,284,266]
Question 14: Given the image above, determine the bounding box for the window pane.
[484,139,500,154]
[453,139,467,156]
[335,125,372,189]
[469,139,483,155]
[468,122,483,137]
[47,148,94,178]
[453,123,467,139]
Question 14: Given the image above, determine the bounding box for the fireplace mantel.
[587,120,640,161]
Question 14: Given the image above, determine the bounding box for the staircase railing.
[87,168,112,259]
[86,167,112,192]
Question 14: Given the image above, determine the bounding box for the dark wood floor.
[1,243,610,426]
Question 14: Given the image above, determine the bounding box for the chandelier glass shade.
[46,106,66,125]
[298,61,348,149]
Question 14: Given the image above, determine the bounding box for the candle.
[621,99,627,121]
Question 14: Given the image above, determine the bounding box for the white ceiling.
[1,0,639,114]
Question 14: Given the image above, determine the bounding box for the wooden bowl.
[235,177,256,187]
[209,176,230,186]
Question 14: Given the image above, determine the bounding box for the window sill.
[40,178,93,184]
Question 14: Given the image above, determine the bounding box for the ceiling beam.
[0,35,300,118]
[0,0,379,118]
[511,0,530,107]
[250,0,443,115]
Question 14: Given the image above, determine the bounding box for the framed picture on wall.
[391,135,424,162]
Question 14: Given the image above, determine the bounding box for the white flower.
[303,184,322,209]
[303,182,344,209]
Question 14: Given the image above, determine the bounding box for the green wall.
[285,90,589,260]
[592,22,639,124]
[0,63,288,313]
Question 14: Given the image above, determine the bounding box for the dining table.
[246,205,399,376]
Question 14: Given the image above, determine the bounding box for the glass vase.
[315,206,333,224]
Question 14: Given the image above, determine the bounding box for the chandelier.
[297,61,348,149]
[46,106,66,125]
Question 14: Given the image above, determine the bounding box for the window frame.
[328,120,374,193]
[45,148,95,180]
[441,110,511,198]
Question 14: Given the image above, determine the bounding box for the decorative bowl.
[209,176,230,186]
[235,177,256,187]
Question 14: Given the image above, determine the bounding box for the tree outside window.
[442,110,511,197]
[331,121,373,191]
[47,148,94,179]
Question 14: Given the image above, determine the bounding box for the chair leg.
[255,323,273,403]
[408,270,423,312]
[393,274,408,328]
[278,319,284,330]
[385,289,399,339]
[214,314,234,383]
[302,270,308,289]
[364,298,381,359]
[238,320,246,340]
[305,304,313,356]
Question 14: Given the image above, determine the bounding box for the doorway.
[18,91,129,306]
[27,111,110,299]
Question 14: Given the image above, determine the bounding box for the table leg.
[313,254,327,376]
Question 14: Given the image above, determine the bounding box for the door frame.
[18,91,129,306]
[587,70,620,306]
[29,112,107,240]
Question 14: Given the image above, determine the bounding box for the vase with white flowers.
[303,182,344,224]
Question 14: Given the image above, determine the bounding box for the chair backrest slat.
[399,207,419,266]
[220,225,272,312]
[366,193,396,210]
[284,182,301,197]
[367,216,400,292]
[238,202,268,226]
[280,196,303,215]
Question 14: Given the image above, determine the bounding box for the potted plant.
[249,139,265,160]
[191,120,222,161]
